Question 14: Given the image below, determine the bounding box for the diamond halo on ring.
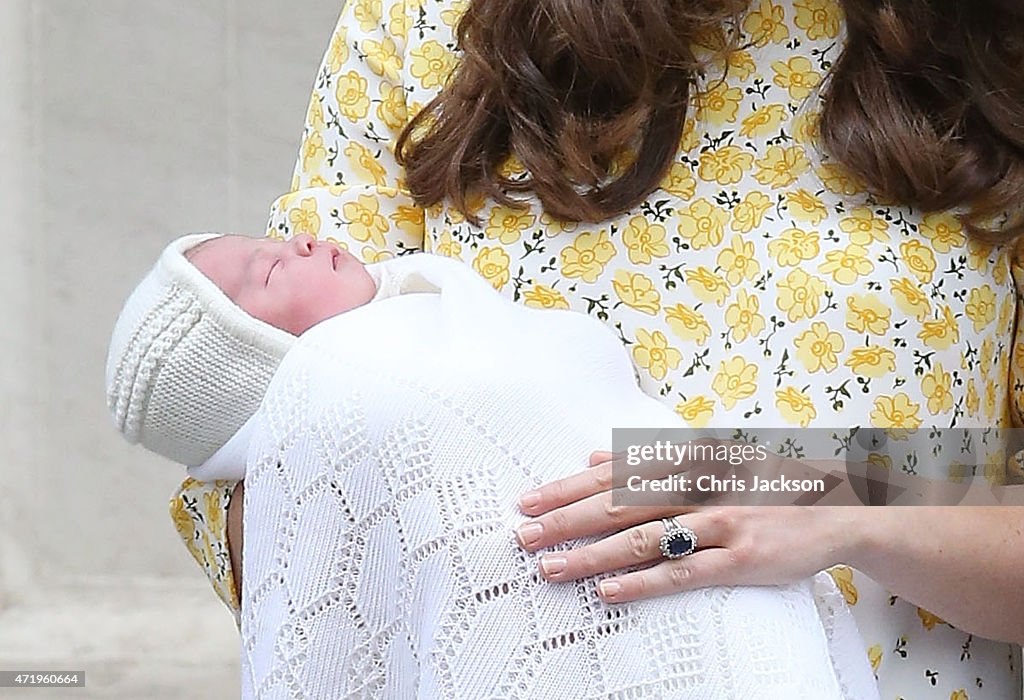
[659,517,698,559]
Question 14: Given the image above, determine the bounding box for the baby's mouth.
[331,249,339,270]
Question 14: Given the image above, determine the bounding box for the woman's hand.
[515,451,864,603]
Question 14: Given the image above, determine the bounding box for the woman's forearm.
[846,506,1024,645]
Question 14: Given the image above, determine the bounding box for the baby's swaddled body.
[239,255,877,699]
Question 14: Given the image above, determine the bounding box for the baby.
[105,232,405,467]
[107,233,879,699]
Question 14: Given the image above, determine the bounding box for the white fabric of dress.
[238,254,879,699]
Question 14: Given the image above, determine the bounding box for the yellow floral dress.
[172,0,1024,695]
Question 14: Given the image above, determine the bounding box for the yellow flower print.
[846,294,891,334]
[727,50,757,81]
[917,305,960,351]
[784,189,828,224]
[731,191,774,233]
[867,644,883,674]
[979,337,994,375]
[776,268,827,322]
[900,239,937,285]
[698,145,755,185]
[622,216,669,264]
[754,145,810,188]
[999,294,1014,329]
[840,207,890,245]
[342,194,388,246]
[665,303,712,344]
[485,207,535,245]
[817,163,866,196]
[335,70,371,121]
[768,227,819,266]
[685,267,731,306]
[966,238,992,273]
[819,244,873,285]
[473,246,511,290]
[289,197,322,237]
[917,607,946,631]
[390,205,423,237]
[792,110,821,145]
[679,118,702,153]
[675,396,716,428]
[794,0,841,39]
[361,246,394,263]
[410,40,457,90]
[725,289,766,342]
[353,0,382,32]
[301,130,328,174]
[712,356,759,409]
[363,36,401,81]
[871,393,923,430]
[612,270,662,315]
[561,230,617,282]
[844,346,896,378]
[440,0,469,29]
[677,198,728,250]
[920,212,965,253]
[327,27,350,74]
[739,103,787,139]
[828,566,858,605]
[345,142,388,187]
[965,285,996,332]
[951,690,969,700]
[203,491,224,536]
[718,235,761,285]
[388,2,409,40]
[890,277,931,320]
[983,381,997,420]
[984,456,1006,486]
[170,493,197,542]
[868,452,893,471]
[697,80,744,125]
[523,284,570,310]
[660,161,696,199]
[776,386,816,427]
[993,248,1010,285]
[772,56,822,101]
[434,230,462,259]
[539,210,579,237]
[794,321,844,372]
[307,94,326,131]
[632,329,683,381]
[742,0,789,47]
[921,362,954,415]
[497,153,528,179]
[966,378,980,417]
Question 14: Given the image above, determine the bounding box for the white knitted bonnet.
[105,233,295,466]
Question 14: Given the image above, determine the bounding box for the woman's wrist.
[827,505,893,573]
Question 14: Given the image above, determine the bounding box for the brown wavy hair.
[396,0,1024,241]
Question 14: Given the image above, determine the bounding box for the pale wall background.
[0,1,340,696]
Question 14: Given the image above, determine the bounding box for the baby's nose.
[290,233,315,256]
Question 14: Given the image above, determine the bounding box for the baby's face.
[189,234,377,335]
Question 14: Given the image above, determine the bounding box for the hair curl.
[396,0,1024,241]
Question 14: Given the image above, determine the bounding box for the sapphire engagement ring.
[659,517,698,559]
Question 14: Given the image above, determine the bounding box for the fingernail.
[540,555,567,577]
[599,580,621,599]
[516,522,543,547]
[519,490,541,510]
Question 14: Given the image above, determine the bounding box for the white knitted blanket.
[239,255,880,699]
